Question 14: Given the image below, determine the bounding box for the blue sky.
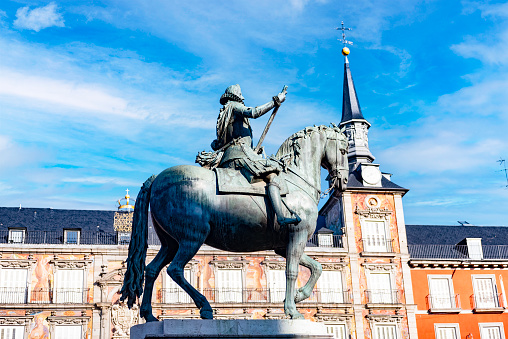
[0,0,507,226]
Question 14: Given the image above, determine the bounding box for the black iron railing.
[427,294,460,309]
[408,245,508,259]
[361,238,394,253]
[307,235,344,248]
[365,290,401,304]
[0,287,89,304]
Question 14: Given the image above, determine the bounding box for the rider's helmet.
[220,84,245,105]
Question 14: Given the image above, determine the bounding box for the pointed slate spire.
[339,56,375,166]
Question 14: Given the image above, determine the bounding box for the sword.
[254,85,288,153]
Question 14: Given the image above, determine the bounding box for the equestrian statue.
[120,84,349,321]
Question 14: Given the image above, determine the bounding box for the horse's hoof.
[144,314,159,322]
[291,313,305,319]
[200,308,214,319]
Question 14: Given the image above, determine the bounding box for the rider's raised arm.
[231,91,285,119]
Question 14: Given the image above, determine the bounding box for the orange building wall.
[412,268,508,338]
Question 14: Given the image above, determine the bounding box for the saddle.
[214,168,289,196]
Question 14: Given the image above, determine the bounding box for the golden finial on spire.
[118,188,135,211]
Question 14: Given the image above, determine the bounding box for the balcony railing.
[0,230,162,246]
[365,290,401,304]
[160,288,351,304]
[472,292,504,310]
[307,235,344,248]
[409,245,508,260]
[427,294,461,310]
[362,238,394,253]
[0,287,89,304]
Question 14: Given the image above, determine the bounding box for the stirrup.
[278,215,301,227]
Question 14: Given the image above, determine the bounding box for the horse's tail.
[120,174,157,309]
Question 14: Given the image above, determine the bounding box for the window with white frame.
[325,324,347,339]
[473,276,499,309]
[362,220,389,252]
[216,269,242,303]
[428,275,455,309]
[434,324,460,339]
[319,270,343,303]
[164,268,191,303]
[479,323,505,339]
[8,228,25,244]
[0,326,24,339]
[118,232,131,245]
[318,234,333,247]
[64,229,80,244]
[55,269,85,303]
[467,238,483,260]
[368,272,393,304]
[372,324,398,339]
[268,269,285,303]
[0,268,28,303]
[54,325,82,339]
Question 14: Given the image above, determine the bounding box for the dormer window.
[64,229,80,245]
[466,238,483,260]
[8,228,25,244]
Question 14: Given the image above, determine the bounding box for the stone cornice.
[0,258,36,269]
[46,316,89,325]
[362,263,397,271]
[0,316,32,325]
[366,314,404,323]
[51,258,92,269]
[355,206,392,220]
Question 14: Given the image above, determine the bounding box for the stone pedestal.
[130,319,333,339]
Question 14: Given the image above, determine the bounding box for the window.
[479,323,505,339]
[473,276,499,309]
[325,324,347,339]
[363,220,390,252]
[64,229,80,244]
[268,269,285,303]
[0,268,28,303]
[0,326,24,339]
[319,271,343,303]
[373,324,397,339]
[428,276,456,309]
[8,228,25,244]
[118,232,131,245]
[318,234,333,247]
[434,324,460,339]
[467,238,483,260]
[54,325,82,339]
[164,268,191,303]
[368,272,393,304]
[56,269,85,303]
[216,269,242,302]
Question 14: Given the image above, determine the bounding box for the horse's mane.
[275,124,343,166]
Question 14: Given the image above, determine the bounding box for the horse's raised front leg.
[140,245,177,322]
[275,249,322,304]
[167,238,213,319]
[283,227,308,319]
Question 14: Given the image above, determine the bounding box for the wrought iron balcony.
[159,288,351,304]
[306,234,344,248]
[361,238,394,253]
[427,294,461,310]
[408,245,508,260]
[365,290,401,304]
[472,292,504,310]
[0,287,89,304]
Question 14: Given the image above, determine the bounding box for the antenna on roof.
[497,158,508,187]
[19,204,21,210]
[458,221,474,226]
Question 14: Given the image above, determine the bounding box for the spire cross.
[336,21,353,47]
[125,189,129,195]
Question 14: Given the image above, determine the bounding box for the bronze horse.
[120,125,348,321]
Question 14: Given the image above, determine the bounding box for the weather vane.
[336,21,353,56]
[498,158,508,187]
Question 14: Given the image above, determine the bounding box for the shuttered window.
[0,326,24,339]
[479,324,504,339]
[325,324,347,339]
[268,270,285,303]
[54,325,82,339]
[428,277,454,309]
[369,272,392,303]
[0,268,28,303]
[319,271,343,303]
[435,324,460,339]
[216,269,242,302]
[164,269,191,303]
[363,221,388,252]
[56,269,84,303]
[373,324,397,339]
[473,277,498,308]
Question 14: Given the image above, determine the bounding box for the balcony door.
[164,269,191,303]
[319,271,343,303]
[428,276,454,309]
[473,276,498,308]
[363,220,388,252]
[268,270,285,303]
[216,269,242,303]
[55,269,84,303]
[369,272,392,304]
[0,268,28,303]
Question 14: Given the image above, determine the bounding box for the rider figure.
[212,84,300,227]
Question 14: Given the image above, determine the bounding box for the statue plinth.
[130,319,333,339]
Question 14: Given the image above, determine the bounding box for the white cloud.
[14,2,65,32]
[62,177,140,186]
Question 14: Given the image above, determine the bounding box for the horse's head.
[322,126,349,192]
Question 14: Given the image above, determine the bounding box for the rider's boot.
[267,182,301,227]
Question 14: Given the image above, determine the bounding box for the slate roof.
[406,225,508,245]
[345,169,407,192]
